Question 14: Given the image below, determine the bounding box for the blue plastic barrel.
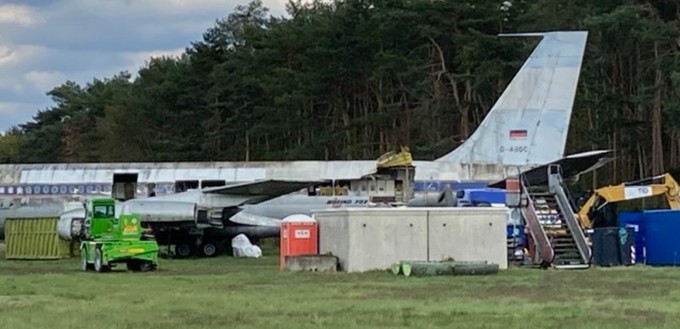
[618,211,645,264]
[642,209,680,266]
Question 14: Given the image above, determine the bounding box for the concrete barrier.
[284,254,338,272]
[314,208,508,273]
[427,209,507,268]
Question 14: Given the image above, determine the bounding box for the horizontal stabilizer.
[488,150,614,188]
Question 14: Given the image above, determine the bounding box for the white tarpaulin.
[231,234,262,258]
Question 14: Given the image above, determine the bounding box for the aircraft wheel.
[200,240,221,257]
[174,243,193,258]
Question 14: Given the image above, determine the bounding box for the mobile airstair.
[520,165,591,269]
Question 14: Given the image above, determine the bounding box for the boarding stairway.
[520,165,591,269]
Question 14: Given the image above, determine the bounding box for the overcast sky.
[0,0,288,133]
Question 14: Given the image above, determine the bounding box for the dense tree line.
[1,0,679,189]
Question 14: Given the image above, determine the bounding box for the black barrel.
[591,226,635,266]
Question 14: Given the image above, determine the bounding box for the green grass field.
[1,240,680,329]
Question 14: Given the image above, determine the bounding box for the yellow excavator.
[576,173,680,229]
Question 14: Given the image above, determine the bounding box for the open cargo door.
[112,173,138,201]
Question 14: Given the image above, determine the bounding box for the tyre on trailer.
[80,248,89,271]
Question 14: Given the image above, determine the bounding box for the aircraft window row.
[173,180,227,193]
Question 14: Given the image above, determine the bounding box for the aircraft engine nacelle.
[224,210,283,240]
[120,200,208,224]
[57,208,85,240]
[407,187,457,207]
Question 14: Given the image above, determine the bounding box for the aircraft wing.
[200,179,327,205]
[488,149,614,188]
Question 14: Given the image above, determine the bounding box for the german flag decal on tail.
[509,130,527,139]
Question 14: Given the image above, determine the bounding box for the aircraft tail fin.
[436,31,588,167]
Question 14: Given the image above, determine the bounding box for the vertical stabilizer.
[436,31,588,166]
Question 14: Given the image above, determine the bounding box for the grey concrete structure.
[427,210,508,268]
[314,208,508,273]
[283,254,339,272]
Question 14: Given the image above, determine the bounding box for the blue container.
[618,211,645,264]
[506,224,525,263]
[642,209,680,266]
[507,225,525,240]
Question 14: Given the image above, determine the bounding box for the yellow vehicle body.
[577,173,680,229]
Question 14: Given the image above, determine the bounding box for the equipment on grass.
[80,197,159,272]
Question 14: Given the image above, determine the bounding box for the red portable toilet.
[280,214,318,269]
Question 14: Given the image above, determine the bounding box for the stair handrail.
[519,174,554,266]
[547,165,592,264]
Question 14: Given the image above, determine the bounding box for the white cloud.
[121,48,187,67]
[0,101,45,130]
[0,4,43,26]
[0,0,291,132]
[70,0,290,17]
[24,71,68,92]
[0,44,44,67]
[80,0,235,16]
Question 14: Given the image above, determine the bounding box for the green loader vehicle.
[80,197,159,272]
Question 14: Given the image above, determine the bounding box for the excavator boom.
[577,173,680,229]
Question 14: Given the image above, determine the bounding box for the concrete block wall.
[427,209,507,269]
[314,208,508,273]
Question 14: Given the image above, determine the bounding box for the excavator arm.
[576,173,680,229]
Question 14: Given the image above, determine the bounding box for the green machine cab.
[80,197,159,272]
